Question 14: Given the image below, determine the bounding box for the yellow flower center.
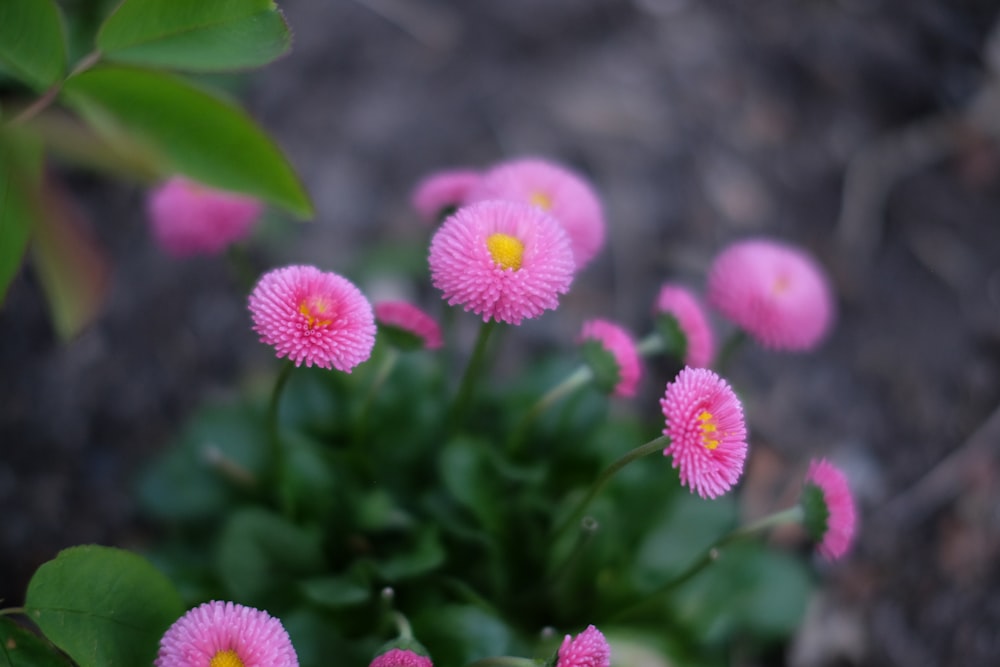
[210,650,245,667]
[486,233,524,271]
[698,410,720,450]
[529,191,553,210]
[299,296,333,329]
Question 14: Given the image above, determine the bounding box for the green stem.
[267,362,295,509]
[0,607,25,616]
[507,364,592,455]
[547,516,599,593]
[450,320,499,424]
[551,435,671,544]
[11,51,101,127]
[713,330,747,373]
[391,610,413,641]
[464,658,540,667]
[611,505,804,621]
[356,347,400,443]
[636,332,665,357]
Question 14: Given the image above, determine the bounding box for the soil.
[3,1,1000,665]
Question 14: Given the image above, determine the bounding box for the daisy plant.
[2,21,855,661]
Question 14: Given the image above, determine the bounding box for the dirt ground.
[3,1,1000,665]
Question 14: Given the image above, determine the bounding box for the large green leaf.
[0,0,65,90]
[0,130,42,303]
[61,66,313,217]
[0,617,73,667]
[24,546,184,667]
[30,178,110,339]
[97,0,291,72]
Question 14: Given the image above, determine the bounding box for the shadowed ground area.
[3,1,1000,664]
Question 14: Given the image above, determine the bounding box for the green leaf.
[412,605,512,667]
[97,0,291,72]
[24,545,184,667]
[30,178,110,339]
[61,65,312,217]
[0,617,73,667]
[0,0,65,90]
[215,508,325,607]
[299,571,371,610]
[0,129,42,303]
[374,528,446,582]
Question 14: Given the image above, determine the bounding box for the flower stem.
[547,516,599,594]
[611,505,805,621]
[451,319,499,424]
[636,332,665,356]
[356,347,400,444]
[391,610,413,641]
[551,434,671,544]
[507,364,592,455]
[267,362,295,511]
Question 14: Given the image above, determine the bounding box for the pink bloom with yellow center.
[578,319,642,397]
[410,168,481,224]
[249,265,375,371]
[802,458,857,560]
[556,625,610,667]
[466,157,605,269]
[707,238,834,351]
[375,300,444,350]
[155,600,298,667]
[148,176,262,257]
[428,200,574,325]
[653,284,716,368]
[370,648,433,667]
[660,367,748,498]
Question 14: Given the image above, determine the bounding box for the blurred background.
[3,0,1000,664]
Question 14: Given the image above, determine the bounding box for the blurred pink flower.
[429,200,574,325]
[147,177,262,257]
[557,625,610,667]
[156,600,297,667]
[803,458,857,560]
[707,238,834,351]
[370,648,433,667]
[249,265,375,371]
[660,367,748,498]
[578,318,642,397]
[466,157,605,269]
[653,284,716,368]
[410,168,481,224]
[375,300,443,350]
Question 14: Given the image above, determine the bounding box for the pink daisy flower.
[802,458,857,560]
[155,600,298,667]
[370,648,433,667]
[466,157,605,269]
[653,284,716,368]
[428,200,575,325]
[375,300,444,350]
[249,265,376,371]
[707,238,834,351]
[660,367,748,499]
[578,319,642,397]
[556,625,610,667]
[410,168,481,224]
[147,176,262,257]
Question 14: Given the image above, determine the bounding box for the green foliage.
[24,546,184,667]
[0,130,42,301]
[62,66,312,216]
[0,0,66,91]
[97,0,291,72]
[0,618,73,667]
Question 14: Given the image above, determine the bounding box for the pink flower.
[370,648,433,667]
[147,177,262,257]
[410,168,481,224]
[660,367,748,498]
[466,157,605,269]
[578,319,642,397]
[653,284,716,368]
[557,625,610,667]
[375,300,443,350]
[802,458,857,560]
[155,600,298,667]
[249,265,375,371]
[428,200,575,325]
[707,238,834,351]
